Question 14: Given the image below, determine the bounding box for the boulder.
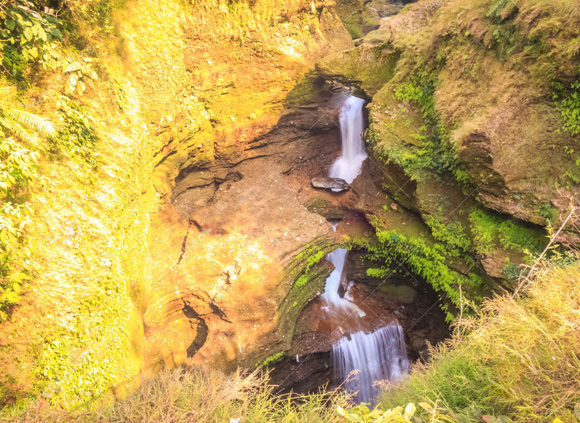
[311,177,351,192]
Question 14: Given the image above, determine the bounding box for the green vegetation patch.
[469,209,545,256]
[349,228,483,322]
[387,73,469,184]
[553,79,580,136]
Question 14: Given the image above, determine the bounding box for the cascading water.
[329,96,368,184]
[321,249,365,317]
[321,95,408,403]
[332,325,409,403]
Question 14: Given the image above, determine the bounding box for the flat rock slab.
[311,177,350,192]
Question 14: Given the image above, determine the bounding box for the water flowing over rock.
[319,98,409,403]
[321,249,365,318]
[332,325,409,403]
[329,96,368,185]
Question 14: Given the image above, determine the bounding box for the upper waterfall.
[329,96,368,184]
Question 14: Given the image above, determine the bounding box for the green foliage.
[502,261,520,279]
[0,96,52,322]
[0,202,32,321]
[32,285,132,407]
[469,209,544,256]
[391,74,467,183]
[52,98,98,168]
[380,262,580,422]
[337,402,417,423]
[258,351,286,367]
[351,229,477,322]
[62,57,99,96]
[0,2,63,80]
[4,367,350,422]
[538,202,556,223]
[294,245,325,287]
[553,80,580,136]
[486,0,511,19]
[0,136,39,197]
[425,216,471,257]
[380,349,497,421]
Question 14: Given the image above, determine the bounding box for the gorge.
[1,0,579,421]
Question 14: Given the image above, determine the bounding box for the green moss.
[424,215,471,257]
[52,98,98,169]
[284,72,331,108]
[294,245,326,287]
[350,228,478,322]
[388,73,467,184]
[258,351,286,367]
[469,209,545,256]
[275,238,335,355]
[335,0,364,39]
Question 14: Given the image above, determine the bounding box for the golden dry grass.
[380,261,580,422]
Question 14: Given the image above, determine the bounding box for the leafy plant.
[0,1,63,80]
[0,90,54,322]
[52,98,98,168]
[553,80,580,136]
[258,351,286,367]
[425,216,471,257]
[294,245,325,287]
[390,74,467,184]
[337,402,418,423]
[469,209,543,256]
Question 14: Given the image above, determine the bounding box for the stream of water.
[329,96,368,184]
[332,325,409,403]
[322,95,409,403]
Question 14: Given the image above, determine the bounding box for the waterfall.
[332,325,409,403]
[329,96,368,184]
[319,94,408,403]
[321,249,363,315]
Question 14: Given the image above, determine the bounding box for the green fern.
[0,116,38,146]
[487,0,511,19]
[7,110,56,138]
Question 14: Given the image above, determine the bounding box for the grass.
[1,368,350,423]
[4,259,580,423]
[379,261,580,422]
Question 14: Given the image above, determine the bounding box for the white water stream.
[333,325,409,403]
[329,96,368,184]
[322,95,408,403]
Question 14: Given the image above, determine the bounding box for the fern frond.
[0,117,40,146]
[487,0,509,18]
[7,110,56,138]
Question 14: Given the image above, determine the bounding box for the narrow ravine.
[319,95,409,403]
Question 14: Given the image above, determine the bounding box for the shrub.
[469,209,544,256]
[0,2,62,80]
[350,228,476,322]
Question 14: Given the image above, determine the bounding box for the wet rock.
[311,177,351,192]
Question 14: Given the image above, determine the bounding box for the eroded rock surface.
[312,177,351,192]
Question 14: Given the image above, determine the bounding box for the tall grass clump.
[2,368,350,423]
[379,262,580,422]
